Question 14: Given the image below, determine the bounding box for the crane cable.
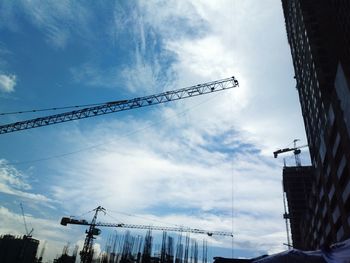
[0,102,106,116]
[6,91,222,166]
[73,208,96,219]
[105,208,187,228]
[231,0,236,259]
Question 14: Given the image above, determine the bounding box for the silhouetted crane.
[60,206,233,263]
[273,139,308,166]
[20,203,34,238]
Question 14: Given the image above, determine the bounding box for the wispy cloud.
[0,0,310,258]
[70,2,176,94]
[134,0,308,154]
[119,47,172,94]
[0,160,52,202]
[47,113,286,253]
[0,73,16,93]
[46,0,307,256]
[0,0,91,49]
[138,0,209,40]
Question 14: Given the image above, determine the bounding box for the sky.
[0,0,311,261]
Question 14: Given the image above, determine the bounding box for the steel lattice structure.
[61,216,233,237]
[0,77,238,134]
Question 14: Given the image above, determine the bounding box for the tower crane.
[20,203,34,238]
[60,206,233,263]
[0,76,238,134]
[273,140,309,249]
[273,139,308,166]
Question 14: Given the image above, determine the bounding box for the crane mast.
[0,76,238,134]
[79,206,106,263]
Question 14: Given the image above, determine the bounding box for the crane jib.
[61,217,233,237]
[0,77,238,134]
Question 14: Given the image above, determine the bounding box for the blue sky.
[0,0,310,261]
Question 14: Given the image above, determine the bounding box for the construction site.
[0,205,224,263]
[1,0,350,262]
[0,78,237,263]
[0,230,208,263]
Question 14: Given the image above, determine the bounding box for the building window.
[332,206,341,224]
[335,63,350,135]
[337,156,346,179]
[332,133,341,157]
[336,226,344,241]
[319,134,326,162]
[327,104,335,127]
[326,223,331,236]
[328,185,335,202]
[342,180,350,203]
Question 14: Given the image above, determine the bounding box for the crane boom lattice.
[0,77,238,134]
[61,217,232,237]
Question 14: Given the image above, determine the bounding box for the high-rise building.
[281,0,350,249]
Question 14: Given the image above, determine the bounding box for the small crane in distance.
[273,139,308,166]
[19,203,36,262]
[0,76,239,134]
[61,206,233,263]
[273,139,309,249]
[20,203,34,238]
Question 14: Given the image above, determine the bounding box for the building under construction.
[91,230,208,263]
[282,166,313,249]
[281,0,350,248]
[59,206,230,263]
[0,234,39,263]
[53,244,78,263]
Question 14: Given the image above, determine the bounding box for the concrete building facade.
[281,0,350,249]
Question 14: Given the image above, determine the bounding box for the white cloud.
[138,0,208,41]
[136,0,308,154]
[0,182,51,202]
[0,160,52,202]
[45,0,306,256]
[0,73,16,93]
[46,114,286,254]
[0,160,30,190]
[71,3,175,95]
[0,0,310,259]
[120,48,162,94]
